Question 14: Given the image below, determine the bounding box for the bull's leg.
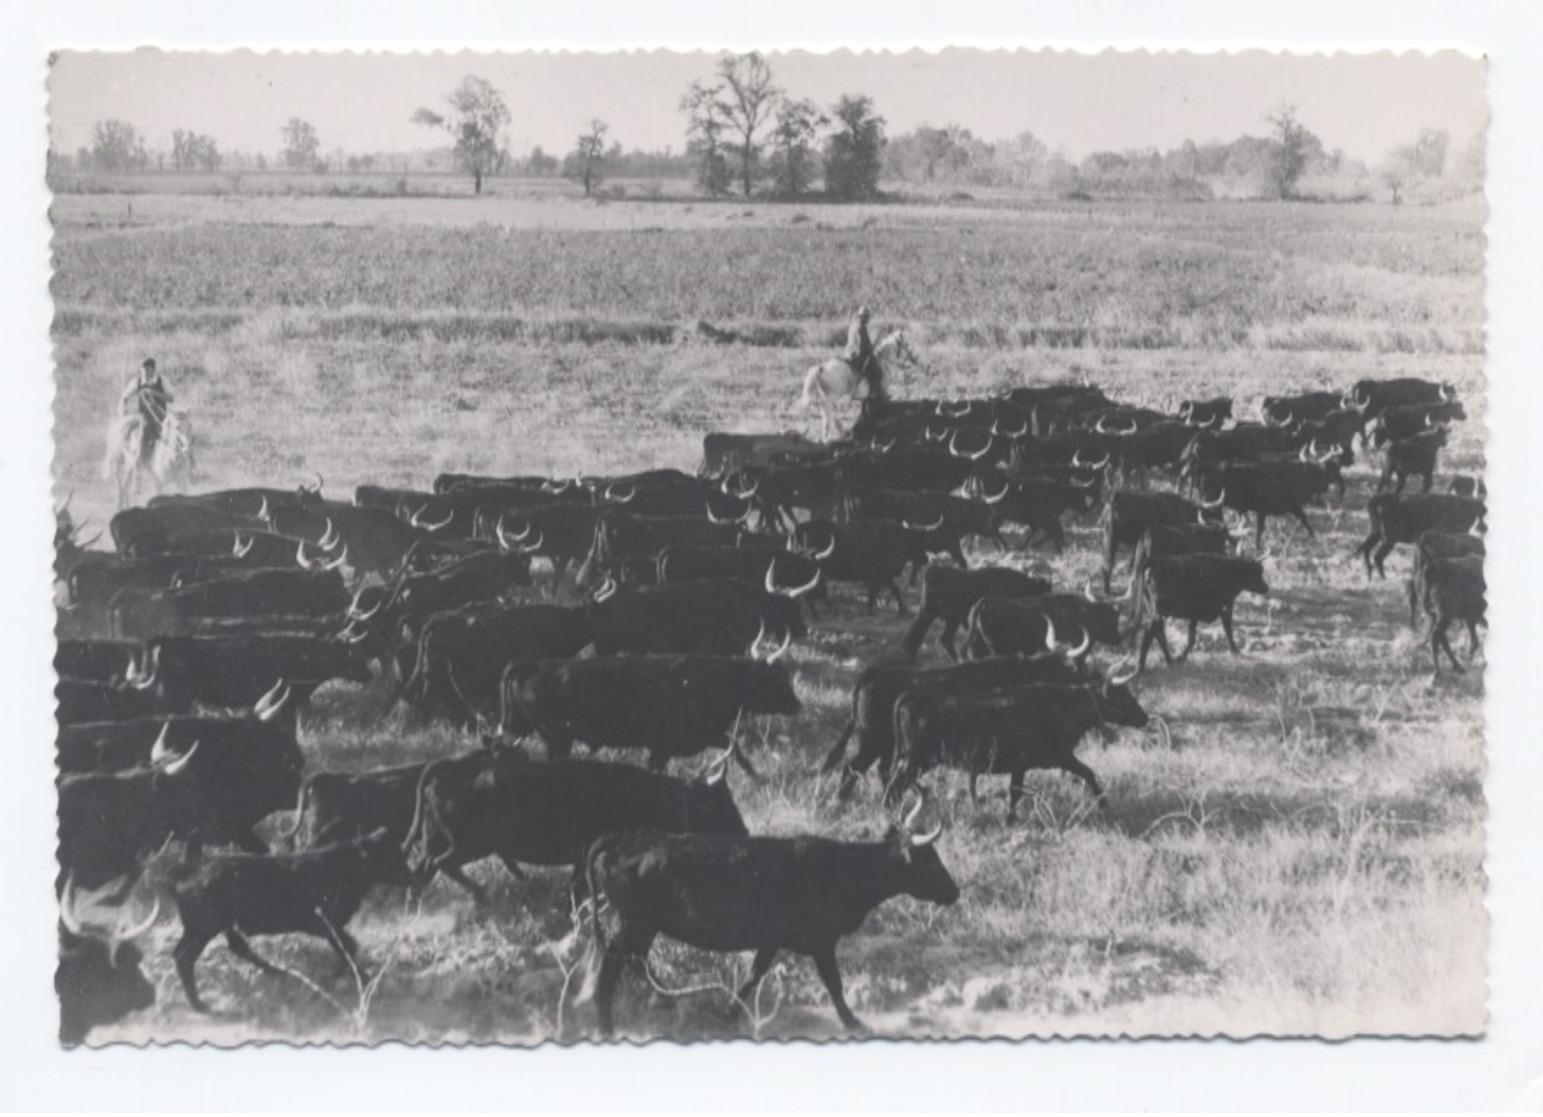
[967,770,981,807]
[939,618,961,662]
[1357,532,1379,578]
[865,583,879,614]
[594,949,627,1038]
[1393,470,1407,495]
[1434,618,1464,673]
[173,928,216,1013]
[1178,620,1199,661]
[1006,768,1026,820]
[888,580,908,616]
[811,947,865,1032]
[948,540,968,570]
[1255,512,1267,552]
[1062,756,1105,801]
[1421,471,1434,495]
[735,947,780,1007]
[224,928,284,976]
[1137,620,1161,671]
[1467,621,1483,662]
[1291,507,1316,539]
[1372,540,1396,579]
[836,766,860,802]
[1220,605,1242,654]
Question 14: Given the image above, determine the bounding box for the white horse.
[103,406,197,509]
[798,330,919,442]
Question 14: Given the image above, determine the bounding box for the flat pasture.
[51,190,1486,1043]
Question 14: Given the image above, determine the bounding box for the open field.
[52,190,1486,1044]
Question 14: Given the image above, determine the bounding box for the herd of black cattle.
[51,374,1486,1044]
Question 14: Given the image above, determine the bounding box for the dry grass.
[53,190,1486,1045]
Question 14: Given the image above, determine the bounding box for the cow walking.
[577,797,957,1036]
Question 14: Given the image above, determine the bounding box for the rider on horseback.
[120,358,172,464]
[843,307,885,399]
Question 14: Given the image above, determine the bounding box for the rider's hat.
[857,306,870,321]
[141,358,157,373]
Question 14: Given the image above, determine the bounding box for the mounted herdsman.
[799,307,918,441]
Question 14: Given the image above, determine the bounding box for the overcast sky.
[48,48,1487,165]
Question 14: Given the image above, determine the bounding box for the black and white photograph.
[45,43,1491,1050]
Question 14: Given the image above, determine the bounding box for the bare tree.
[681,80,732,197]
[570,119,610,197]
[1265,103,1323,200]
[714,52,781,197]
[412,75,511,195]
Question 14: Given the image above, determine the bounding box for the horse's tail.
[798,363,823,410]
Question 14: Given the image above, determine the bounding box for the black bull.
[401,757,749,907]
[508,654,801,771]
[901,564,1052,662]
[820,653,1090,801]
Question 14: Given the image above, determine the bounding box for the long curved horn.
[257,496,270,522]
[765,627,792,663]
[348,588,381,622]
[130,646,160,691]
[910,821,943,847]
[811,534,836,561]
[904,516,945,532]
[924,425,945,443]
[748,619,767,660]
[318,518,340,550]
[1115,418,1139,435]
[593,576,618,603]
[1200,489,1226,509]
[252,678,286,718]
[1083,578,1099,603]
[322,545,349,571]
[979,476,1009,504]
[518,530,545,555]
[901,791,924,831]
[705,500,733,525]
[1094,416,1109,434]
[873,435,896,452]
[148,722,172,765]
[296,539,318,570]
[785,565,822,598]
[1043,614,1058,652]
[605,482,636,504]
[1065,624,1091,659]
[123,651,142,686]
[1107,661,1138,687]
[410,505,454,532]
[233,532,253,559]
[112,896,161,960]
[58,874,85,936]
[160,740,199,777]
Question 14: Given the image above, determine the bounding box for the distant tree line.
[52,84,1485,207]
